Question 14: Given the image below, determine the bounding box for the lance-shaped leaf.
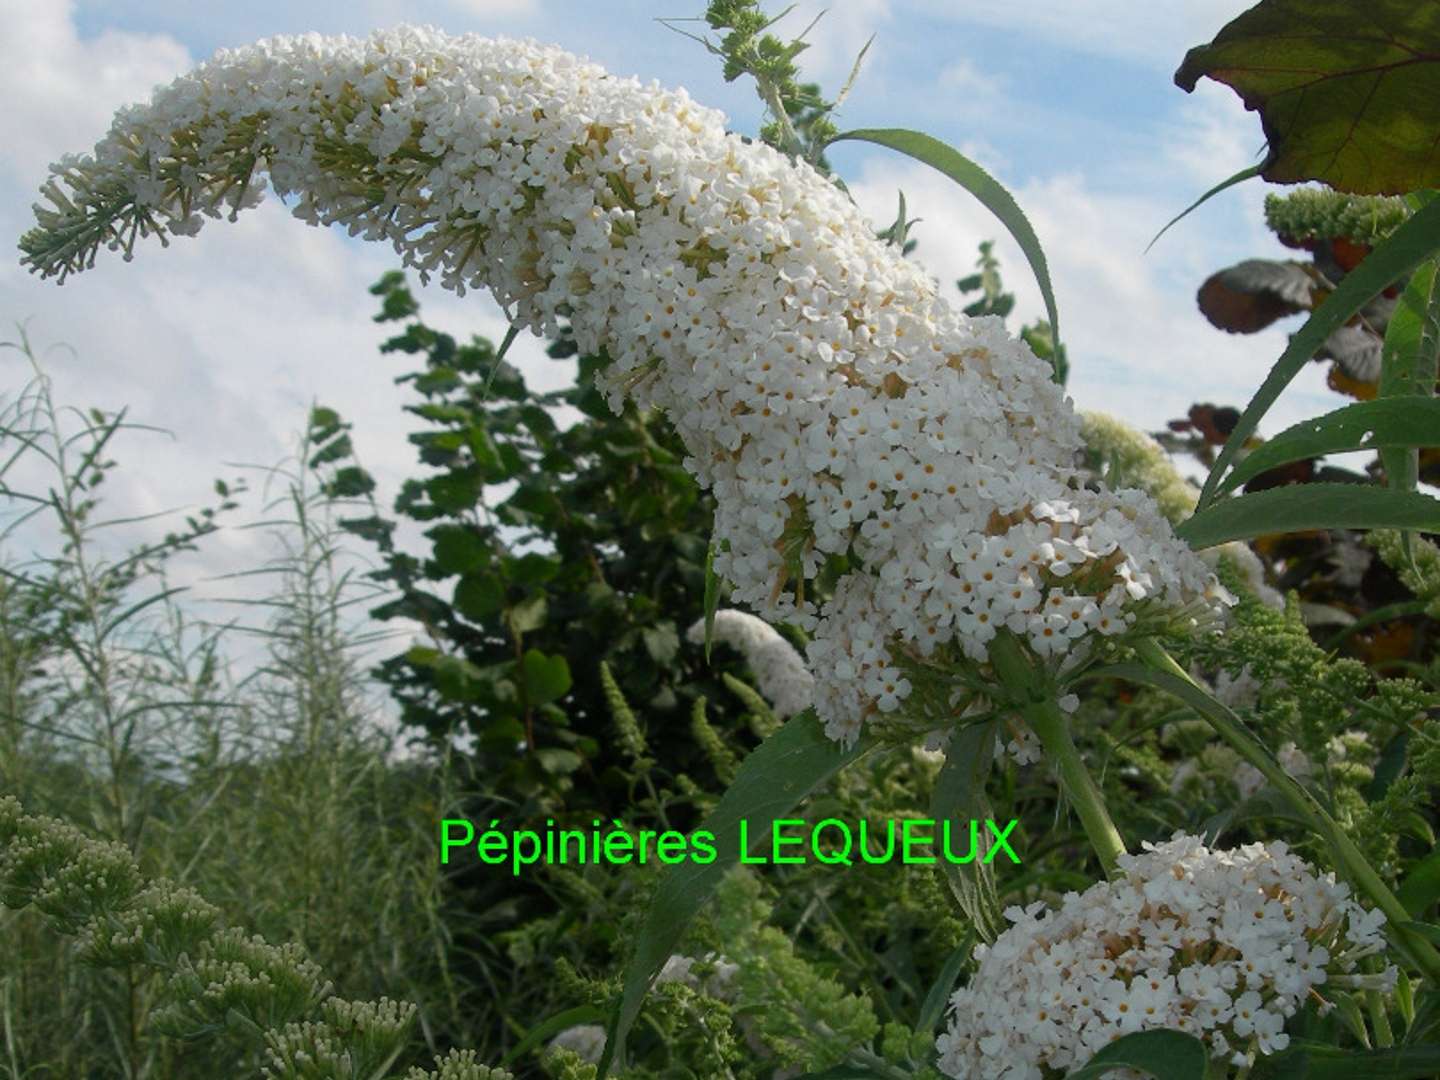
[595,710,875,1077]
[1251,1041,1440,1079]
[826,128,1060,359]
[1196,197,1440,509]
[1216,398,1440,495]
[1379,257,1440,494]
[1176,0,1440,194]
[930,722,1003,943]
[1177,484,1440,549]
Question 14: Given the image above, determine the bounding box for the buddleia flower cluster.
[1263,188,1411,246]
[935,834,1393,1078]
[19,27,1225,744]
[1079,410,1279,609]
[687,609,814,717]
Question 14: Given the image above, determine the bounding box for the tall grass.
[0,332,472,1077]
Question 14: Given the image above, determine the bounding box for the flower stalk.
[988,631,1126,876]
[1130,637,1440,983]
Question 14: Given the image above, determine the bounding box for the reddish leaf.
[1197,259,1313,333]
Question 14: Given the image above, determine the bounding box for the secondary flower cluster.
[687,609,814,718]
[935,834,1393,1078]
[20,27,1224,743]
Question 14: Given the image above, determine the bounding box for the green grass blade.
[1146,161,1264,253]
[702,536,719,664]
[827,128,1059,356]
[917,942,969,1036]
[1216,397,1440,496]
[1177,483,1440,549]
[499,1004,603,1067]
[1198,197,1440,509]
[595,711,875,1077]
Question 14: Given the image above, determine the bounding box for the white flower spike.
[21,27,1224,744]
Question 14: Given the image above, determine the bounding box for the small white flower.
[936,834,1392,1078]
[24,27,1227,746]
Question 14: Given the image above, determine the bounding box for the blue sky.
[0,0,1339,669]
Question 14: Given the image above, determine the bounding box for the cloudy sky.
[0,0,1335,676]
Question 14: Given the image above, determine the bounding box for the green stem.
[1129,637,1440,983]
[989,632,1126,876]
[1367,981,1395,1048]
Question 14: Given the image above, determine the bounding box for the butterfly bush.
[936,834,1394,1078]
[687,609,814,717]
[20,26,1225,744]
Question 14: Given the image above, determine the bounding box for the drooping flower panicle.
[936,834,1393,1078]
[20,27,1223,743]
[687,608,814,718]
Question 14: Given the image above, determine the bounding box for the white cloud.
[937,57,1005,99]
[0,1,567,668]
[764,0,892,85]
[0,0,192,185]
[441,0,540,19]
[914,0,1260,71]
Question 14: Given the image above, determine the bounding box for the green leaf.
[1177,484,1440,549]
[426,471,483,513]
[326,465,375,498]
[826,128,1060,357]
[1254,1041,1440,1079]
[703,537,720,664]
[930,722,1003,943]
[431,655,494,702]
[595,711,875,1077]
[511,552,561,585]
[1175,0,1440,194]
[1216,398,1440,495]
[1399,849,1440,918]
[1067,1029,1209,1080]
[431,525,490,575]
[1147,162,1265,252]
[454,574,504,621]
[1402,920,1440,947]
[535,747,582,774]
[917,943,969,1037]
[522,649,572,706]
[1379,257,1440,496]
[1381,253,1440,401]
[499,1005,604,1067]
[1202,785,1316,845]
[508,593,548,635]
[467,424,502,472]
[1197,197,1440,509]
[641,621,680,665]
